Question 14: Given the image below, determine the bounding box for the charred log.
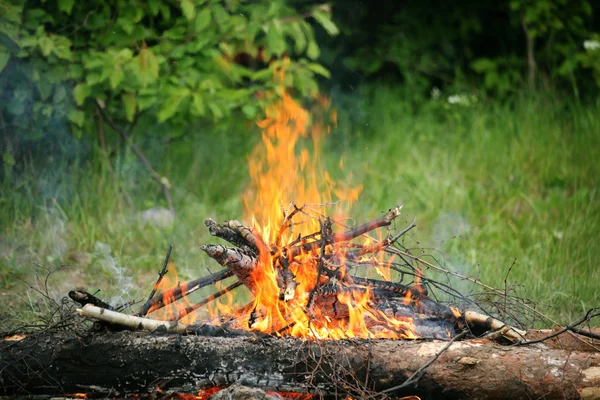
[1,331,599,399]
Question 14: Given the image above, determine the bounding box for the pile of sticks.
[75,205,525,342]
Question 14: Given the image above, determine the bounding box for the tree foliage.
[0,0,337,164]
[323,0,600,97]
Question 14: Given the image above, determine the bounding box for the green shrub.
[0,0,337,167]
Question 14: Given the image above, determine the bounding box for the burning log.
[2,330,599,399]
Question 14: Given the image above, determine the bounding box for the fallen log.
[1,331,599,399]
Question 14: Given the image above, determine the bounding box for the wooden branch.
[175,281,243,321]
[79,304,189,333]
[136,268,234,316]
[139,244,173,316]
[200,245,258,291]
[3,331,600,399]
[68,290,113,310]
[463,310,526,342]
[287,206,403,258]
[205,218,258,254]
[95,100,174,212]
[332,206,403,242]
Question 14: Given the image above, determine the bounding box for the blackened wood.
[2,331,599,399]
[68,290,113,310]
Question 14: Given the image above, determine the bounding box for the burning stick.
[175,281,243,321]
[138,244,173,316]
[136,268,234,316]
[200,245,258,291]
[205,219,259,255]
[79,304,269,338]
[287,206,403,258]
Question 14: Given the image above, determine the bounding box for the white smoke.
[93,241,134,305]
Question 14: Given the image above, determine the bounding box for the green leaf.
[312,9,339,36]
[52,36,72,60]
[122,93,137,122]
[68,109,85,128]
[53,86,67,105]
[289,22,307,53]
[252,67,272,81]
[37,80,53,100]
[157,88,189,122]
[58,0,75,15]
[109,67,124,89]
[0,46,9,73]
[137,47,159,86]
[148,0,160,16]
[242,104,257,118]
[181,0,195,21]
[69,64,83,79]
[208,103,223,119]
[117,17,135,34]
[306,41,320,60]
[471,58,496,73]
[73,83,90,105]
[194,7,212,31]
[38,36,54,57]
[266,23,285,57]
[191,92,205,116]
[306,63,330,78]
[137,95,157,111]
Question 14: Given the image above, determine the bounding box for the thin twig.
[136,269,234,316]
[518,308,600,345]
[175,281,243,321]
[141,244,173,315]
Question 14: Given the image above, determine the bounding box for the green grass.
[1,87,598,330]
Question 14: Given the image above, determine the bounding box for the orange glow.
[450,306,462,319]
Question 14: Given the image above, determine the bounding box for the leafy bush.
[0,0,337,166]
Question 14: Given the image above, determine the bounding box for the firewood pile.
[2,205,600,400]
[77,205,525,341]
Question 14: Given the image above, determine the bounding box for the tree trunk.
[1,331,599,399]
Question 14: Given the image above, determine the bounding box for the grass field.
[1,86,598,330]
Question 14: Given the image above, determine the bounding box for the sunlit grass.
[1,87,598,329]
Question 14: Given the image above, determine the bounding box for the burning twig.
[287,206,403,258]
[136,268,234,316]
[205,219,259,255]
[200,245,258,291]
[138,244,173,317]
[174,281,243,321]
[78,304,266,338]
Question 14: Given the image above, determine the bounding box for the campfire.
[74,86,524,344]
[2,82,600,400]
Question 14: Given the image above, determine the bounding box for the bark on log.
[1,331,599,399]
